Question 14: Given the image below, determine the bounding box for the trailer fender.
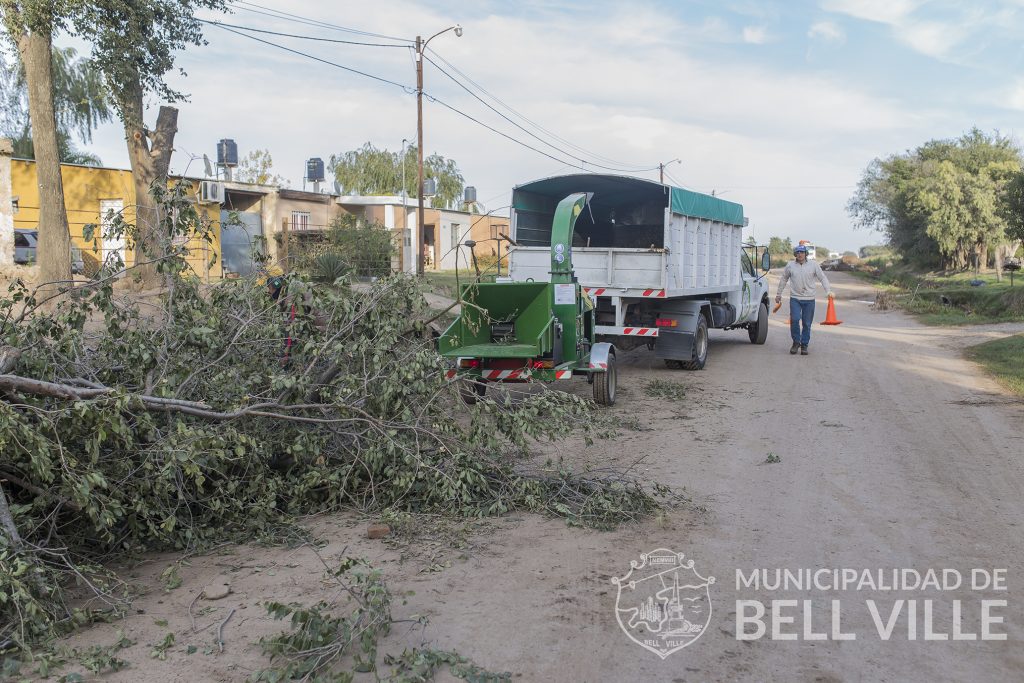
[589,342,616,370]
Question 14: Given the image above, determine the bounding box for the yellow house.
[11,159,237,280]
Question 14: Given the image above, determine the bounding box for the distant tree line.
[847,128,1024,275]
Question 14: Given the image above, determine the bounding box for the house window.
[404,229,412,247]
[291,211,310,232]
[451,223,461,250]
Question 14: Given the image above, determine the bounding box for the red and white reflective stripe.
[445,369,457,379]
[483,369,530,380]
[591,361,608,369]
[584,287,606,296]
[641,289,666,298]
[621,327,658,336]
[554,370,572,379]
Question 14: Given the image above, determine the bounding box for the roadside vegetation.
[855,263,1024,325]
[966,335,1024,396]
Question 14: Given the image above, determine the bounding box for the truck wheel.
[748,302,768,345]
[459,379,486,405]
[593,353,617,406]
[681,316,708,370]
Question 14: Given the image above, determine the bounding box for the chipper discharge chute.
[439,193,617,405]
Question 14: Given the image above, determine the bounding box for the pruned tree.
[73,0,227,287]
[329,142,465,208]
[0,1,72,288]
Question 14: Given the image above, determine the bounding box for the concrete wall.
[0,139,12,267]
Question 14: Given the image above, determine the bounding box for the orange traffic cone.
[821,296,842,325]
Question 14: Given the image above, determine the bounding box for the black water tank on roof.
[217,139,238,166]
[464,186,477,203]
[306,158,325,182]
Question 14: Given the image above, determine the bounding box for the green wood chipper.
[439,193,617,405]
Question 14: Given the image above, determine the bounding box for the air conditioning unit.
[199,181,224,205]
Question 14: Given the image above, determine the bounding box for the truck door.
[739,250,758,321]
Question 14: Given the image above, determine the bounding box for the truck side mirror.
[761,250,771,271]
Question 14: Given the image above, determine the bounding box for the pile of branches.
[0,186,660,652]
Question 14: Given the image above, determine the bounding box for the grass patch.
[966,334,1024,396]
[644,379,687,401]
[857,264,1024,325]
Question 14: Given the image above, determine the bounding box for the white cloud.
[69,0,958,252]
[1006,81,1024,111]
[819,0,922,26]
[808,20,846,43]
[897,20,967,59]
[742,25,769,44]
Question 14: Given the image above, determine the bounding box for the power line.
[208,23,413,91]
[210,24,641,174]
[233,1,413,43]
[426,47,646,171]
[423,54,659,174]
[200,19,409,47]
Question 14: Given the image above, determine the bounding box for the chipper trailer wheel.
[459,379,487,405]
[593,352,617,406]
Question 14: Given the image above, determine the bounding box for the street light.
[659,158,681,184]
[416,23,463,276]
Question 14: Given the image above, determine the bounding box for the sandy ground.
[51,272,1024,682]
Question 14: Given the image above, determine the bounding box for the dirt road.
[61,272,1024,681]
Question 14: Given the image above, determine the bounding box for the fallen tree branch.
[0,373,381,424]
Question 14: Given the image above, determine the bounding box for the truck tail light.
[532,359,554,369]
[458,358,481,368]
[655,318,678,328]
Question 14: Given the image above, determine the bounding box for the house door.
[424,224,436,269]
[99,199,125,270]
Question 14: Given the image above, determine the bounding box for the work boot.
[790,342,800,355]
[800,345,809,355]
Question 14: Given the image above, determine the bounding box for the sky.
[62,0,1024,253]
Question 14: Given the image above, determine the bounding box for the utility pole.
[659,163,664,184]
[416,35,425,276]
[413,25,462,276]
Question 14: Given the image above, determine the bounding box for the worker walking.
[775,244,832,355]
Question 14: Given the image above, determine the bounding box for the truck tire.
[593,353,617,406]
[459,379,487,405]
[681,316,708,370]
[748,302,768,345]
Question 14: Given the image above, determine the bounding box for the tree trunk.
[18,29,72,290]
[120,82,178,288]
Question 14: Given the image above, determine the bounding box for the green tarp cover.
[670,187,744,226]
[513,174,745,227]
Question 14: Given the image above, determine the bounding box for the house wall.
[11,159,226,279]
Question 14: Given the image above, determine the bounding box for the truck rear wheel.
[459,379,487,405]
[593,353,617,406]
[681,316,708,370]
[748,302,768,345]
